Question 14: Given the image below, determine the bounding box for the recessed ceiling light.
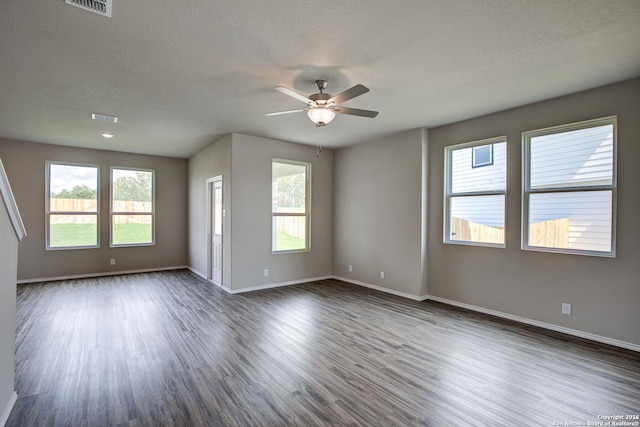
[101,133,114,139]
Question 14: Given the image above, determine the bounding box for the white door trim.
[206,176,223,286]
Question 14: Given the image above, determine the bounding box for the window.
[472,144,493,168]
[46,162,99,250]
[444,137,507,247]
[272,159,310,253]
[111,167,154,246]
[522,117,616,257]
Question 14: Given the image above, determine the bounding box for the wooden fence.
[50,198,151,212]
[451,217,504,244]
[50,198,97,212]
[451,216,570,247]
[50,198,151,225]
[276,216,306,240]
[528,217,570,248]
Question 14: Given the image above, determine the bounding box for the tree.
[113,172,152,202]
[277,173,305,209]
[51,184,96,200]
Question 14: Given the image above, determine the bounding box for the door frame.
[206,175,223,286]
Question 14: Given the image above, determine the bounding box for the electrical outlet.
[380,271,385,279]
[348,264,352,272]
[263,269,269,277]
[110,258,116,265]
[562,303,572,315]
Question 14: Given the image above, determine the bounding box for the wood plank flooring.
[7,270,640,426]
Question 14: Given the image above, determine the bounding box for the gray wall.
[333,128,425,298]
[0,198,18,421]
[0,139,188,281]
[427,78,640,345]
[188,134,232,287]
[229,134,333,290]
[188,133,333,291]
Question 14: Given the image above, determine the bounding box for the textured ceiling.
[1,0,639,158]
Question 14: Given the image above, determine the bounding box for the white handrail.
[0,158,26,241]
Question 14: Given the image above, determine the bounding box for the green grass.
[276,231,305,251]
[113,223,152,245]
[50,223,98,248]
[50,223,152,247]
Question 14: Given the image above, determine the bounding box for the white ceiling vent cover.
[65,0,112,17]
[92,113,118,123]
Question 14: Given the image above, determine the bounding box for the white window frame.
[521,116,617,257]
[444,136,507,248]
[46,161,100,250]
[272,158,311,254]
[110,166,155,247]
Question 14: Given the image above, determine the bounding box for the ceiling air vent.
[92,113,118,123]
[65,0,112,18]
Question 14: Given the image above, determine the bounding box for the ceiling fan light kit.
[307,108,335,127]
[266,79,378,127]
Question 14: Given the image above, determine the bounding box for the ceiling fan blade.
[274,86,314,105]
[327,84,369,104]
[333,106,379,118]
[265,109,306,116]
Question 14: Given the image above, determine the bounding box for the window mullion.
[450,189,506,197]
[528,185,614,194]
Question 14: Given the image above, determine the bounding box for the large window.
[111,167,154,246]
[444,137,507,247]
[272,159,310,253]
[46,162,99,250]
[522,117,616,257]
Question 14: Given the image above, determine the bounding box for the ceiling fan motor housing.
[309,93,332,103]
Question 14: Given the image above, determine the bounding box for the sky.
[49,164,98,193]
[49,164,147,194]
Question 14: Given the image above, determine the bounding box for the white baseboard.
[428,295,640,353]
[329,277,639,352]
[329,278,639,352]
[17,265,190,284]
[24,266,637,353]
[185,268,330,295]
[0,391,17,427]
[332,276,429,301]
[186,268,233,293]
[187,266,207,280]
[185,271,425,299]
[223,275,334,295]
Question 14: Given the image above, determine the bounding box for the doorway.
[206,176,223,286]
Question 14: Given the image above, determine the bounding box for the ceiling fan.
[265,80,379,127]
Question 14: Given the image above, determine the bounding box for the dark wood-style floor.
[7,271,640,426]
